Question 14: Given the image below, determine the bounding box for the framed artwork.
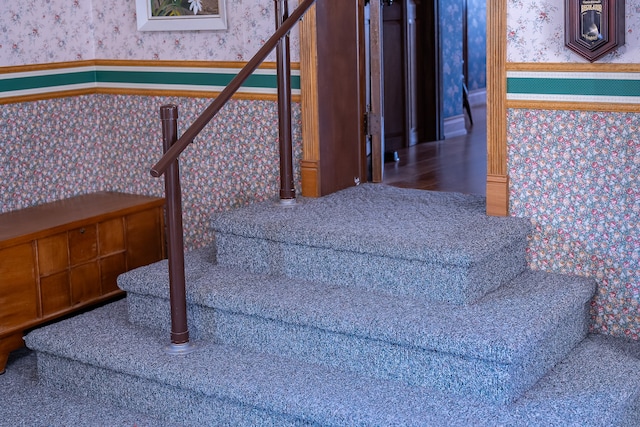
[136,0,227,31]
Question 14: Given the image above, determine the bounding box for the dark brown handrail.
[275,0,295,202]
[151,0,316,179]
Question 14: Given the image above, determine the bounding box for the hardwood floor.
[383,104,486,196]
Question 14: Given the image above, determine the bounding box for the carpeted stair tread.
[119,253,595,365]
[24,301,469,426]
[20,182,635,424]
[211,185,531,305]
[212,184,530,265]
[24,301,640,426]
[0,349,163,427]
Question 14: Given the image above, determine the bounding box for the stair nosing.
[119,261,596,365]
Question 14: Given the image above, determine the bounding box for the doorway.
[299,0,508,215]
[367,0,486,183]
[379,0,441,154]
[364,0,441,182]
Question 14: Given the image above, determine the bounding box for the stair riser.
[621,394,640,427]
[36,352,308,427]
[127,293,218,341]
[215,234,528,305]
[127,294,590,404]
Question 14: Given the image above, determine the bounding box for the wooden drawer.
[37,233,69,276]
[0,192,166,373]
[0,244,38,331]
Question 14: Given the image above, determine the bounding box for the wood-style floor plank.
[383,105,486,196]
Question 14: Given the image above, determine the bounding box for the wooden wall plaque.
[565,0,625,62]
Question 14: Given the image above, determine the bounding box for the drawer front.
[126,207,165,269]
[99,217,125,256]
[37,233,69,276]
[70,262,101,305]
[40,271,71,316]
[0,243,38,332]
[100,253,127,294]
[69,225,98,266]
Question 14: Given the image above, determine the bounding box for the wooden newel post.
[160,104,195,355]
[275,0,296,204]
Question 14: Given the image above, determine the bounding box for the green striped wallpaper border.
[506,71,640,104]
[0,65,301,99]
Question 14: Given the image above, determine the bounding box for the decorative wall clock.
[565,0,625,62]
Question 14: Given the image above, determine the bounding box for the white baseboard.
[468,89,486,107]
[444,88,485,139]
[444,115,467,139]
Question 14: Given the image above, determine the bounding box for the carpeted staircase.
[24,185,640,426]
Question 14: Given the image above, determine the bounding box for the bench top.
[0,192,164,249]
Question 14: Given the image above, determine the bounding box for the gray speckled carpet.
[6,185,640,426]
[5,325,640,427]
[1,346,162,426]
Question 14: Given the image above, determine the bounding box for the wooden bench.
[0,192,166,373]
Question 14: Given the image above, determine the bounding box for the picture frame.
[136,0,228,32]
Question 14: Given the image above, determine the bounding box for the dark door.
[313,0,367,194]
[382,1,408,154]
[381,0,441,158]
[415,0,441,142]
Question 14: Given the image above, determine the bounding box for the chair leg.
[462,83,473,126]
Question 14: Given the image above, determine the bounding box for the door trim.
[485,0,509,216]
[369,0,385,182]
[299,3,321,197]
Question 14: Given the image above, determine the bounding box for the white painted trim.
[506,93,640,104]
[0,65,299,79]
[507,70,640,80]
[0,83,98,98]
[93,65,300,77]
[97,82,296,96]
[0,66,96,80]
[444,115,467,139]
[468,89,486,107]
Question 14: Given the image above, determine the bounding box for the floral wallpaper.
[509,109,640,340]
[0,95,302,249]
[0,0,304,250]
[0,0,300,66]
[506,1,640,339]
[2,0,637,342]
[439,0,486,118]
[92,0,300,62]
[507,0,640,63]
[466,0,486,92]
[440,0,464,118]
[0,96,103,205]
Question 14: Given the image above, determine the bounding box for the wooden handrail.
[151,0,316,178]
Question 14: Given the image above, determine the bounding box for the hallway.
[383,104,487,196]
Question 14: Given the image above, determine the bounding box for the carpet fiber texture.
[213,184,531,305]
[21,301,640,426]
[12,184,640,426]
